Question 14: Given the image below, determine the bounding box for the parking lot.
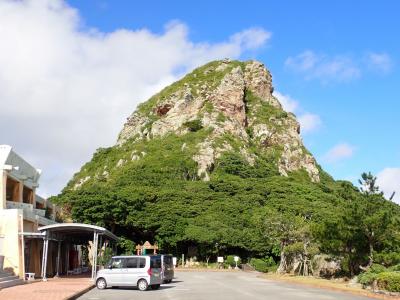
[77,271,374,300]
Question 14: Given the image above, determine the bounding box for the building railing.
[5,201,55,224]
[36,215,57,226]
[6,201,33,211]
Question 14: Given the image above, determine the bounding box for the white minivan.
[96,255,162,291]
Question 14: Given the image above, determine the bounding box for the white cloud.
[286,50,394,83]
[273,92,321,134]
[323,143,356,163]
[377,168,400,204]
[298,113,322,134]
[365,52,393,73]
[230,28,271,50]
[0,0,271,196]
[285,50,361,83]
[273,91,298,113]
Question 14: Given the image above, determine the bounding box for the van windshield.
[111,258,124,269]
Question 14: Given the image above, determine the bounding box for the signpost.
[217,256,224,269]
[234,256,239,269]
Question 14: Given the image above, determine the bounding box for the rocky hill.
[70,59,319,192]
[53,59,400,274]
[117,59,319,182]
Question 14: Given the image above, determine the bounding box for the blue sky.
[68,0,400,187]
[0,0,399,201]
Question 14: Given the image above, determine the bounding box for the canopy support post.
[91,232,98,281]
[66,243,70,276]
[55,240,61,277]
[41,233,49,281]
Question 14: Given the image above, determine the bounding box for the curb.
[64,284,94,300]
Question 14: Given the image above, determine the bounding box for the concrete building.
[0,145,58,281]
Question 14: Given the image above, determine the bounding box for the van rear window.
[150,256,161,268]
[164,256,173,266]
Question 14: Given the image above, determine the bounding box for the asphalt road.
[78,271,373,300]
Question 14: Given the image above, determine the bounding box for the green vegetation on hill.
[53,131,400,277]
[51,60,400,286]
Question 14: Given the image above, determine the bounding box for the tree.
[318,194,396,275]
[357,172,392,268]
[358,197,394,268]
[358,172,382,196]
[256,209,316,275]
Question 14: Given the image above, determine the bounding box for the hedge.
[249,258,277,273]
[376,272,400,292]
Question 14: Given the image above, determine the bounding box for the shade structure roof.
[38,223,118,244]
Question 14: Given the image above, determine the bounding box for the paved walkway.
[0,275,93,300]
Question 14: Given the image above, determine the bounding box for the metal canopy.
[37,223,118,281]
[38,223,118,241]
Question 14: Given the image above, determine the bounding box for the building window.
[23,186,34,204]
[6,177,20,202]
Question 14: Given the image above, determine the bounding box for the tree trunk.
[278,248,287,274]
[368,241,374,267]
[359,241,374,272]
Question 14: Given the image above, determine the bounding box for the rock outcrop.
[116,59,320,182]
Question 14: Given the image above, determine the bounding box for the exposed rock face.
[73,176,90,190]
[244,61,280,108]
[211,66,246,126]
[193,140,215,181]
[312,255,342,278]
[116,59,320,182]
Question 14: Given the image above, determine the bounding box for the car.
[160,254,174,283]
[96,255,162,291]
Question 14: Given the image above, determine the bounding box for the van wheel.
[151,284,160,290]
[96,278,107,289]
[137,279,148,291]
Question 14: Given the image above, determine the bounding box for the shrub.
[250,258,269,272]
[249,257,276,273]
[358,272,378,286]
[358,264,387,286]
[388,264,400,272]
[277,111,288,118]
[183,119,203,132]
[268,264,279,273]
[375,252,400,266]
[98,247,113,267]
[376,272,400,292]
[370,264,387,274]
[226,255,241,268]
